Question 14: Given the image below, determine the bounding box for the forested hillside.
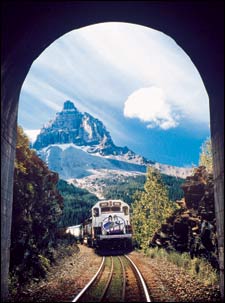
[57,172,184,228]
[161,174,185,201]
[102,173,184,204]
[57,180,98,227]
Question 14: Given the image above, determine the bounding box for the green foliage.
[10,126,63,283]
[145,247,219,286]
[161,174,184,201]
[102,175,146,204]
[57,171,183,230]
[131,167,178,251]
[57,179,98,227]
[102,173,184,204]
[199,137,213,173]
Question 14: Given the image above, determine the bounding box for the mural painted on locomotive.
[102,215,126,234]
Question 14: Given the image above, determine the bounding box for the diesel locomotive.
[83,199,133,250]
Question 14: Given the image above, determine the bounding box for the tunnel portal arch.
[1,1,224,301]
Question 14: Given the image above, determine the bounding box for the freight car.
[66,224,84,243]
[83,199,133,251]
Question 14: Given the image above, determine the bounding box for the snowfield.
[37,143,193,179]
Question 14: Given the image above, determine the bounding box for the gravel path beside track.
[10,245,221,302]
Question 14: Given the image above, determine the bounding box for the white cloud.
[77,22,209,125]
[24,129,40,143]
[124,86,179,130]
[19,22,210,136]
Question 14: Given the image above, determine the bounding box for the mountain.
[37,143,147,180]
[33,100,151,165]
[33,100,193,193]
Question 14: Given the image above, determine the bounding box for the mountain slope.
[38,143,147,179]
[33,100,193,184]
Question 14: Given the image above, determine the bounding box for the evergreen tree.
[199,137,213,173]
[131,167,177,251]
[102,174,184,204]
[57,179,98,227]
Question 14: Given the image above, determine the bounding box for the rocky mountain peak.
[33,100,115,151]
[63,100,77,111]
[33,100,145,162]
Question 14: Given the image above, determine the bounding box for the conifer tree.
[132,167,176,251]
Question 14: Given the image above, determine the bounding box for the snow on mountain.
[153,163,194,180]
[37,143,147,180]
[34,100,194,184]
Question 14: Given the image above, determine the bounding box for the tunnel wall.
[1,1,224,300]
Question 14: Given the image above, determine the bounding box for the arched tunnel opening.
[1,2,224,301]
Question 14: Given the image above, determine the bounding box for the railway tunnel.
[1,1,224,300]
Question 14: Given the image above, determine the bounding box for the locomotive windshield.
[101,206,121,213]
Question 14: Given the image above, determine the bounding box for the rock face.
[33,100,149,163]
[34,100,112,150]
[151,166,218,268]
[33,100,193,179]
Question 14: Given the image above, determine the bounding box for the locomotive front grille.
[99,234,132,239]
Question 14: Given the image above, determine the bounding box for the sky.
[18,22,210,167]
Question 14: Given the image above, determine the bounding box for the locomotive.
[83,199,133,250]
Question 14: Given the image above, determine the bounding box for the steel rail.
[118,256,126,301]
[72,256,105,302]
[125,255,151,302]
[99,256,114,301]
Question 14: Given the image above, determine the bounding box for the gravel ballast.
[9,245,221,302]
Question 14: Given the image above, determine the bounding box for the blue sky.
[18,22,210,167]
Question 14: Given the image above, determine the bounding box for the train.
[66,199,133,251]
[66,224,84,243]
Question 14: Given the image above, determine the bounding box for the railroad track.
[72,255,151,302]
